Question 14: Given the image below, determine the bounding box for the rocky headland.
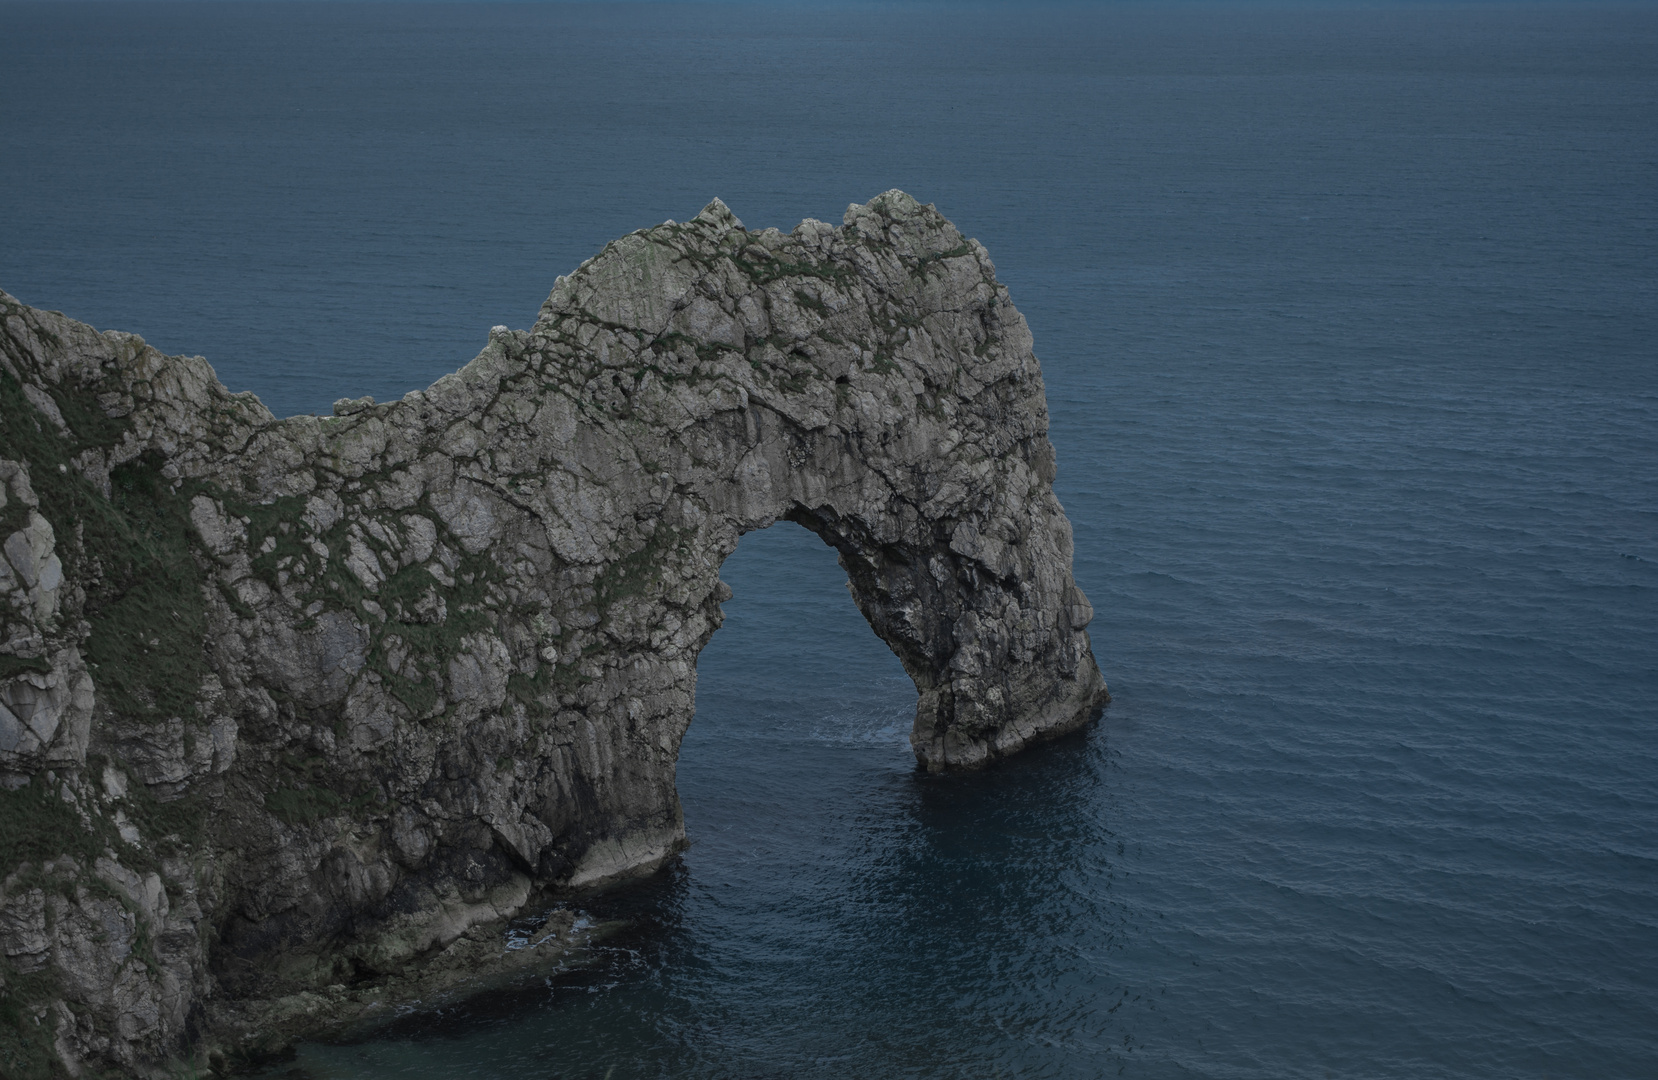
[0,191,1107,1076]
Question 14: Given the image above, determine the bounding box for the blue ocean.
[3,2,1655,1076]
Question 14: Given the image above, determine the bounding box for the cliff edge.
[0,191,1106,1076]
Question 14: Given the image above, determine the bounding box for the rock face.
[0,191,1106,1075]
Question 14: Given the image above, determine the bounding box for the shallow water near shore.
[3,2,1656,1077]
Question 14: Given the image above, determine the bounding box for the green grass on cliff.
[0,959,65,1080]
[593,520,689,609]
[0,774,116,871]
[0,368,210,725]
[85,453,212,722]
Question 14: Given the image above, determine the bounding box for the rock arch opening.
[687,519,913,762]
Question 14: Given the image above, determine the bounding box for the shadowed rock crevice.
[0,190,1105,1075]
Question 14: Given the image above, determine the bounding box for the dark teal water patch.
[2,3,1654,1076]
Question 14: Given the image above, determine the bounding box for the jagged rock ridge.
[0,190,1107,1075]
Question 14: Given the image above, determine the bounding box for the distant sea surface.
[4,2,1655,1077]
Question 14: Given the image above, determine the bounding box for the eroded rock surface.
[0,190,1106,1076]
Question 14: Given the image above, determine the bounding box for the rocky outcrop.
[0,190,1106,1076]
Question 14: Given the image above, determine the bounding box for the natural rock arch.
[0,190,1104,1072]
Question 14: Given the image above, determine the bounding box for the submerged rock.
[0,190,1106,1075]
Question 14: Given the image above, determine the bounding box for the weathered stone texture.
[0,191,1105,1075]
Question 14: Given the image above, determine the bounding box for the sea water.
[2,3,1655,1077]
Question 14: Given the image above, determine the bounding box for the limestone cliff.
[0,191,1106,1076]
